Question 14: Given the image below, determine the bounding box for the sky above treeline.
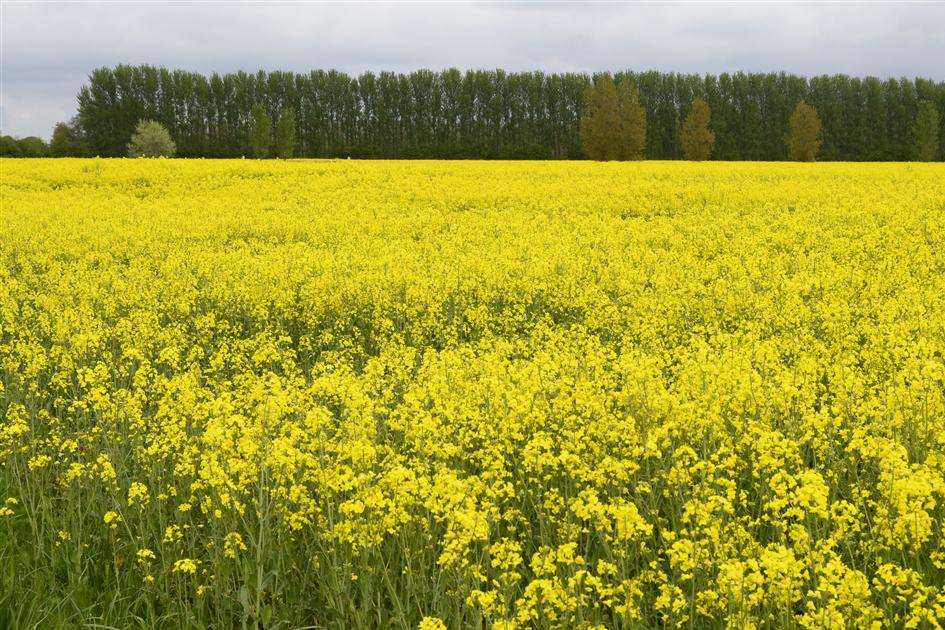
[2,1,944,140]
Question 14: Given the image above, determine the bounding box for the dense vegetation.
[0,134,50,157]
[2,159,945,627]
[72,65,945,160]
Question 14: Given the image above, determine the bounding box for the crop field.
[1,159,945,628]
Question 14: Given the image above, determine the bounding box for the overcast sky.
[2,1,944,139]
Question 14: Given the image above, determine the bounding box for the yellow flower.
[136,548,156,565]
[163,525,183,543]
[172,558,198,575]
[127,482,149,507]
[418,617,447,630]
[27,455,52,470]
[3,159,945,626]
[103,511,121,528]
[223,532,246,559]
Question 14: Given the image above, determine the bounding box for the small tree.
[127,120,176,157]
[274,107,297,159]
[51,119,89,157]
[912,99,940,161]
[616,81,646,160]
[785,101,822,161]
[580,75,622,161]
[680,98,715,161]
[249,104,272,158]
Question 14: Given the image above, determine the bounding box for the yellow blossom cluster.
[1,158,944,627]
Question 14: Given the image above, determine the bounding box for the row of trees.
[249,105,297,158]
[5,66,942,160]
[66,65,944,161]
[579,74,938,162]
[1,120,89,157]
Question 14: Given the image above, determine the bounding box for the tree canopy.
[274,108,296,159]
[680,98,715,161]
[249,105,272,158]
[127,120,176,157]
[786,101,823,162]
[60,65,945,161]
[913,100,940,162]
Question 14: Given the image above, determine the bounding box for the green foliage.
[17,136,48,157]
[3,159,945,627]
[0,135,50,157]
[73,65,945,160]
[249,105,272,158]
[274,108,296,159]
[580,75,622,160]
[680,98,716,161]
[581,76,647,161]
[0,135,22,157]
[786,101,822,162]
[127,119,176,157]
[913,100,940,161]
[616,81,647,160]
[51,119,89,157]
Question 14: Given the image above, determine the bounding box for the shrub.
[127,120,176,158]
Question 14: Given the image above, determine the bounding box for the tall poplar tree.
[274,107,297,159]
[580,75,621,161]
[616,81,646,160]
[680,98,715,161]
[913,100,940,161]
[786,101,822,161]
[249,104,272,158]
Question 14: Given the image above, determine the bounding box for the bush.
[127,120,176,158]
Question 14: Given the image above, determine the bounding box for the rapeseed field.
[1,158,944,628]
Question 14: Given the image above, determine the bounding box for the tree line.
[576,76,877,163]
[3,65,943,160]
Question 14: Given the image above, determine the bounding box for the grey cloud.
[2,1,944,139]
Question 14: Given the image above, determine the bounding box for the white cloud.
[2,1,944,138]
